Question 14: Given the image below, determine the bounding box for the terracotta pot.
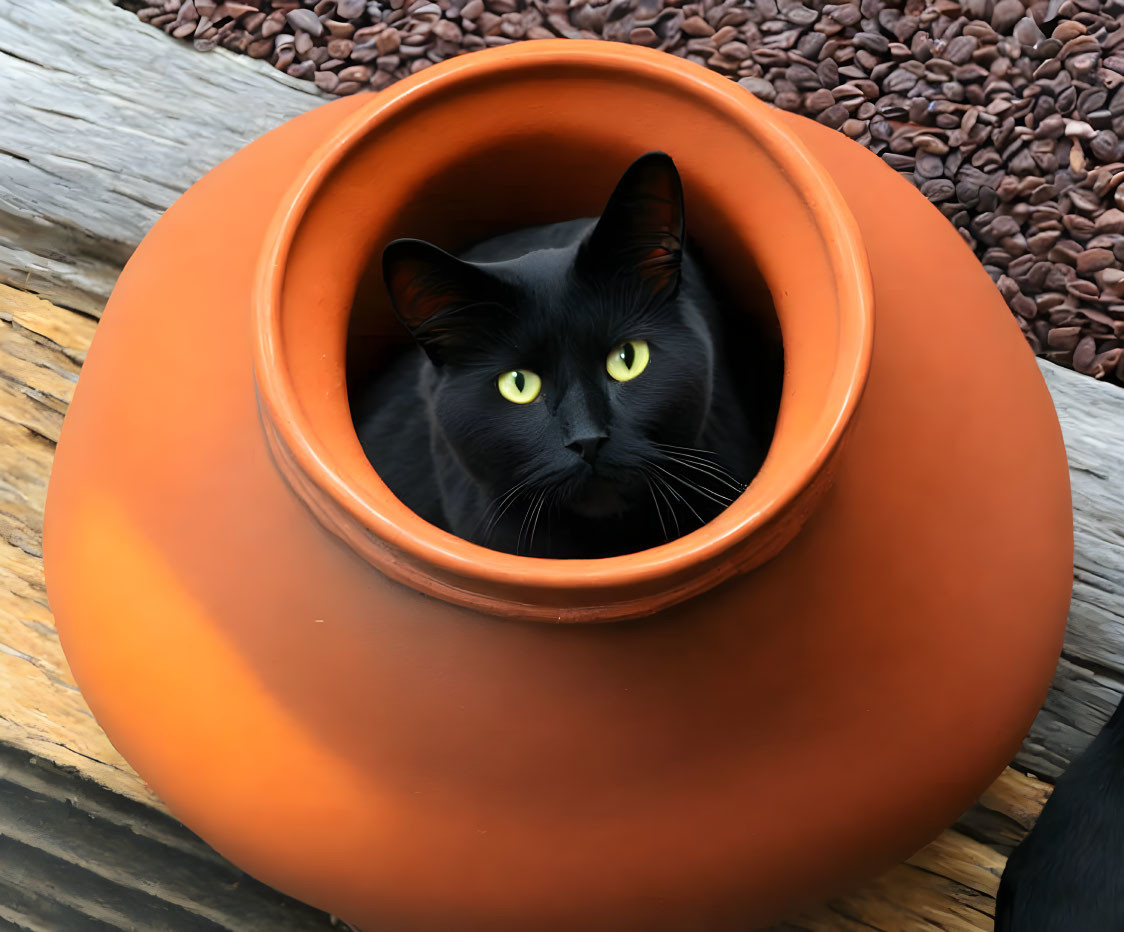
[45,42,1072,931]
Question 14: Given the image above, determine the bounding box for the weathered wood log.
[1,0,1123,926]
[1014,363,1124,782]
[0,0,321,316]
[0,743,336,931]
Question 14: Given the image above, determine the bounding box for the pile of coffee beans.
[124,0,1124,385]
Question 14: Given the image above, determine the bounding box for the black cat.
[996,696,1124,931]
[352,152,769,559]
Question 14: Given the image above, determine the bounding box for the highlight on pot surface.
[350,150,783,559]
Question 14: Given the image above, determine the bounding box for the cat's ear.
[382,238,507,365]
[580,151,685,303]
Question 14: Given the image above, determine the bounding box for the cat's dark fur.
[995,695,1124,931]
[352,152,770,559]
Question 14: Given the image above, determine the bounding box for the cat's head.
[382,152,729,533]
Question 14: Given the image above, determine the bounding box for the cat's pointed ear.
[382,238,506,365]
[580,151,685,302]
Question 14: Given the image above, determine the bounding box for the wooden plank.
[778,768,1052,931]
[0,286,155,806]
[1014,362,1124,782]
[0,0,322,316]
[0,743,337,931]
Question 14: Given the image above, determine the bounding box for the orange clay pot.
[45,41,1072,931]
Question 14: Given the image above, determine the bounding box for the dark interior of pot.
[269,51,868,587]
[342,134,784,551]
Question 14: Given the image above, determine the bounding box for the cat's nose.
[567,434,607,464]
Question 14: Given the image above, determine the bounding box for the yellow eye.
[606,339,650,382]
[497,369,541,404]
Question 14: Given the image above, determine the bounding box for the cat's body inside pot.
[353,154,773,558]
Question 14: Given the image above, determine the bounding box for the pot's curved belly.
[44,101,1071,930]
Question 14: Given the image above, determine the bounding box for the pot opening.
[344,135,784,561]
[257,42,872,620]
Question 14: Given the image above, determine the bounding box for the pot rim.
[252,40,874,621]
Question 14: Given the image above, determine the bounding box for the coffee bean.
[916,152,945,177]
[314,69,341,91]
[1013,294,1038,317]
[978,186,1000,211]
[260,12,284,36]
[1092,130,1120,161]
[855,32,889,55]
[681,15,713,37]
[1065,212,1097,237]
[1074,335,1097,371]
[997,274,1022,301]
[1070,188,1102,213]
[817,103,849,129]
[273,45,295,68]
[1065,120,1097,140]
[946,36,978,64]
[350,42,379,62]
[990,216,1022,238]
[1077,247,1115,272]
[884,69,918,93]
[1048,326,1083,349]
[376,29,400,52]
[1087,232,1123,252]
[915,134,950,155]
[884,153,917,171]
[247,36,273,57]
[817,59,840,87]
[1096,207,1124,233]
[1067,279,1101,299]
[1029,230,1063,254]
[1014,16,1045,46]
[1097,269,1124,294]
[786,64,820,90]
[129,0,1124,386]
[1036,113,1067,139]
[1059,31,1096,56]
[737,77,776,101]
[1051,239,1085,262]
[921,178,956,201]
[806,88,835,112]
[286,8,324,36]
[992,0,1025,32]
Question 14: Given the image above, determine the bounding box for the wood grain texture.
[0,742,338,931]
[1014,362,1124,783]
[0,0,322,316]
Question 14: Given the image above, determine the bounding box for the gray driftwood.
[0,0,321,316]
[1,1,1124,928]
[1016,362,1124,780]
